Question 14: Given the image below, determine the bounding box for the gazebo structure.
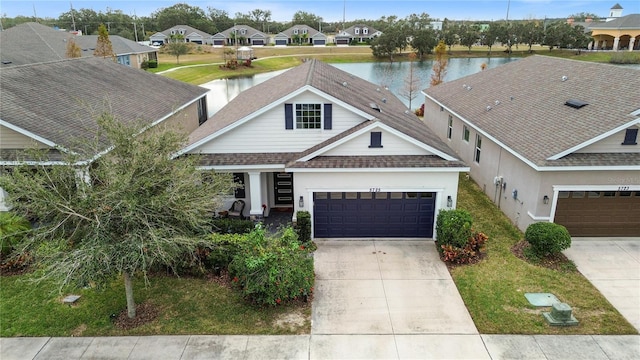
[236,46,254,60]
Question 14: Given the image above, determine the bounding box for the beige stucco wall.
[423,96,640,233]
[0,125,50,149]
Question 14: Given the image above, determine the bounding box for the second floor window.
[296,104,322,129]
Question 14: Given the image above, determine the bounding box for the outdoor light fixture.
[299,196,304,207]
[447,195,453,208]
[543,195,549,204]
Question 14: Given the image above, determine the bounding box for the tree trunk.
[123,271,136,318]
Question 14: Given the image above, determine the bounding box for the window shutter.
[323,104,332,130]
[285,104,293,129]
[369,132,382,148]
[622,128,638,145]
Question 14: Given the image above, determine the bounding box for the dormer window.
[170,30,176,35]
[179,29,185,35]
[302,29,308,34]
[355,27,360,34]
[622,128,638,145]
[363,27,369,34]
[241,29,246,35]
[293,29,298,34]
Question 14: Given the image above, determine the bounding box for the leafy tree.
[410,28,437,59]
[431,40,448,86]
[207,7,233,34]
[543,21,589,50]
[482,23,504,56]
[0,114,235,318]
[292,11,322,29]
[166,34,190,64]
[93,23,114,58]
[440,23,458,53]
[152,3,212,34]
[519,21,544,52]
[370,27,406,62]
[399,53,422,110]
[65,37,82,58]
[458,24,480,53]
[496,22,517,54]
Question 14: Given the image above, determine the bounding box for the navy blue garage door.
[313,192,436,238]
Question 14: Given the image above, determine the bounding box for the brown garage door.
[554,190,640,236]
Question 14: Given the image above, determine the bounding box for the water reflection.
[201,58,519,116]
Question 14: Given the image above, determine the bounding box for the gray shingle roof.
[280,25,321,37]
[588,14,640,29]
[0,22,156,66]
[423,55,640,167]
[189,59,459,161]
[1,57,207,158]
[287,155,466,169]
[152,25,213,38]
[217,25,267,38]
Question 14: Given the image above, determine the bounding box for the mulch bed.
[113,302,159,330]
[511,240,576,272]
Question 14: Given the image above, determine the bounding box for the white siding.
[0,125,49,149]
[193,92,367,153]
[577,127,640,153]
[323,128,431,156]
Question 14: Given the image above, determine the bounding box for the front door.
[273,173,293,206]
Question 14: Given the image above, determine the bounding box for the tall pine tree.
[93,23,114,58]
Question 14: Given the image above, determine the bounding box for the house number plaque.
[369,188,381,192]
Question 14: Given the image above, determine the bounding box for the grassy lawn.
[454,174,637,335]
[0,273,310,337]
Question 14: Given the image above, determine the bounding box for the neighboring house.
[422,55,640,237]
[569,3,640,50]
[0,22,158,69]
[0,57,209,207]
[178,59,469,239]
[274,25,327,46]
[211,25,269,47]
[149,25,213,45]
[334,24,382,45]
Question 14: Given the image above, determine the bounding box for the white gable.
[322,127,432,156]
[191,91,367,154]
[577,126,640,154]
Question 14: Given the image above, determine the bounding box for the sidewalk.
[2,334,639,359]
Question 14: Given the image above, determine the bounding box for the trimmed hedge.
[525,222,571,257]
[212,218,255,234]
[295,211,311,244]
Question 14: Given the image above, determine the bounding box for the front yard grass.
[0,273,310,337]
[454,174,637,334]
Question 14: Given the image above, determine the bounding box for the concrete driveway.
[312,240,478,335]
[563,237,640,332]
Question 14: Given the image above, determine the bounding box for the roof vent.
[342,81,348,87]
[1,60,12,65]
[466,85,472,90]
[510,96,514,101]
[565,99,588,109]
[495,100,500,105]
[486,106,492,111]
[382,98,387,103]
[561,75,568,82]
[376,88,380,92]
[369,103,381,112]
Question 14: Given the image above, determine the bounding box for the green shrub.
[140,60,149,69]
[295,211,311,243]
[441,231,488,264]
[148,60,158,68]
[524,222,571,257]
[212,217,255,234]
[0,212,30,256]
[435,209,473,253]
[229,225,314,306]
[205,233,248,270]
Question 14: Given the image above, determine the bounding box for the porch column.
[593,40,599,50]
[629,37,636,51]
[248,171,263,220]
[613,37,620,51]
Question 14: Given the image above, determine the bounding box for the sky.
[1,0,638,22]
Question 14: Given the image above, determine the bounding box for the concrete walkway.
[563,237,640,332]
[2,240,640,359]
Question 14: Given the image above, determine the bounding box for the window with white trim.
[295,104,322,129]
[474,134,482,163]
[447,115,453,139]
[363,27,369,34]
[355,27,360,34]
[462,125,470,142]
